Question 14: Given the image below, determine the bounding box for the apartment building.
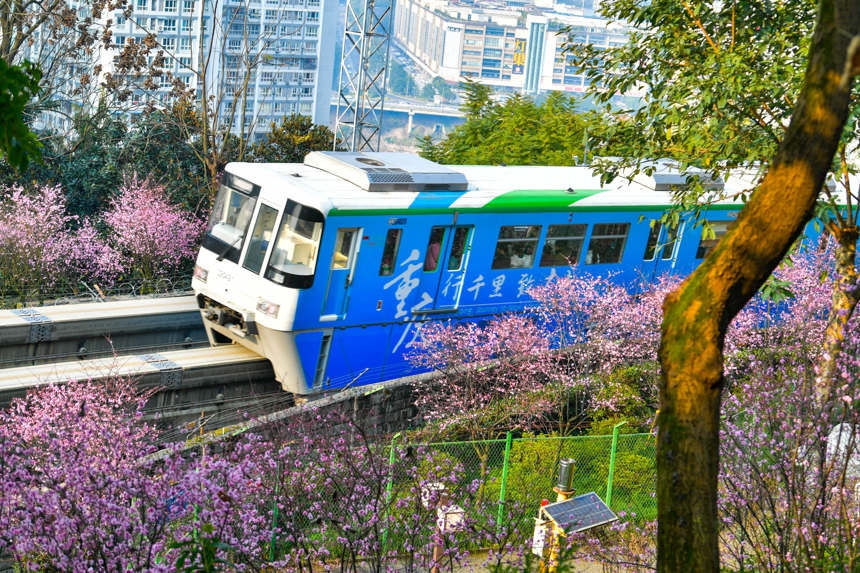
[393,0,628,95]
[90,0,335,137]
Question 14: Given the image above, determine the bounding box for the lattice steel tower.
[334,0,395,152]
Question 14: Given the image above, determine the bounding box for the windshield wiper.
[216,235,242,261]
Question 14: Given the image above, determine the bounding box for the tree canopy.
[0,60,41,171]
[249,114,336,164]
[568,0,860,570]
[419,80,600,166]
[571,0,828,176]
[0,105,333,217]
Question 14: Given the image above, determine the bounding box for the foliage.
[408,269,682,442]
[589,366,659,428]
[4,246,860,570]
[0,0,150,118]
[408,313,577,442]
[4,379,631,572]
[572,3,860,566]
[0,60,41,171]
[120,106,211,215]
[0,376,179,570]
[102,175,205,284]
[0,178,202,303]
[720,342,860,571]
[53,108,129,217]
[249,114,336,164]
[419,80,602,165]
[388,59,418,97]
[430,77,456,102]
[0,184,122,301]
[571,0,821,173]
[0,104,212,218]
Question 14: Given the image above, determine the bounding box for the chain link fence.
[390,429,657,532]
[0,275,193,308]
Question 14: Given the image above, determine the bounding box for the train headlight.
[193,265,209,283]
[256,299,280,318]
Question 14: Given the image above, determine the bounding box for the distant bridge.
[330,97,465,119]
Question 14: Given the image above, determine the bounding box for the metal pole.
[605,420,627,508]
[382,431,400,549]
[496,431,513,528]
[269,460,282,561]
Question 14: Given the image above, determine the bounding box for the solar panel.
[542,492,618,534]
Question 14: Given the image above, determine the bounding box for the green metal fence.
[391,428,657,529]
[265,429,657,561]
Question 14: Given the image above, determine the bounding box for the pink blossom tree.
[408,313,572,443]
[102,175,205,285]
[719,332,860,571]
[0,185,122,302]
[0,375,277,571]
[0,376,181,570]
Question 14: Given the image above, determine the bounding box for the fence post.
[269,460,282,562]
[605,421,627,509]
[382,432,401,550]
[496,431,513,528]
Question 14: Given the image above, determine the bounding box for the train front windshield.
[264,199,324,289]
[202,174,259,263]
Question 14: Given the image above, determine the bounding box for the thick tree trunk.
[817,226,859,404]
[656,2,860,571]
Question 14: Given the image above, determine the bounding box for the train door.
[644,220,685,278]
[321,227,361,319]
[418,225,473,311]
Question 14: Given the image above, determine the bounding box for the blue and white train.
[191,151,759,395]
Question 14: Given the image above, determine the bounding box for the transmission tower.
[334,0,394,152]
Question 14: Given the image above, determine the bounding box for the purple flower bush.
[103,176,205,285]
[0,178,204,303]
[0,379,563,572]
[0,185,122,300]
[2,243,858,571]
[405,244,859,570]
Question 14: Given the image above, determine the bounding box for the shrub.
[102,175,205,283]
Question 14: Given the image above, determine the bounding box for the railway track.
[0,295,286,430]
[0,296,206,367]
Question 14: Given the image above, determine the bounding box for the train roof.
[224,152,842,216]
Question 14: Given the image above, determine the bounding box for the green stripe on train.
[328,187,743,216]
[481,188,606,210]
[330,188,606,216]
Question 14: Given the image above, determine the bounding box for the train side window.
[332,229,356,269]
[585,223,630,265]
[643,221,680,261]
[424,227,446,272]
[643,222,662,261]
[540,224,587,267]
[447,227,471,270]
[661,224,681,260]
[696,220,734,258]
[379,228,402,276]
[242,204,278,274]
[492,225,541,269]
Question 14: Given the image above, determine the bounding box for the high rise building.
[393,0,629,96]
[79,0,336,138]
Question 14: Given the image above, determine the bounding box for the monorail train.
[191,151,758,395]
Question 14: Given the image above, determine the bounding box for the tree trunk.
[656,2,860,571]
[816,226,859,404]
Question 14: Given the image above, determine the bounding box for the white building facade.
[393,0,628,95]
[95,0,337,137]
